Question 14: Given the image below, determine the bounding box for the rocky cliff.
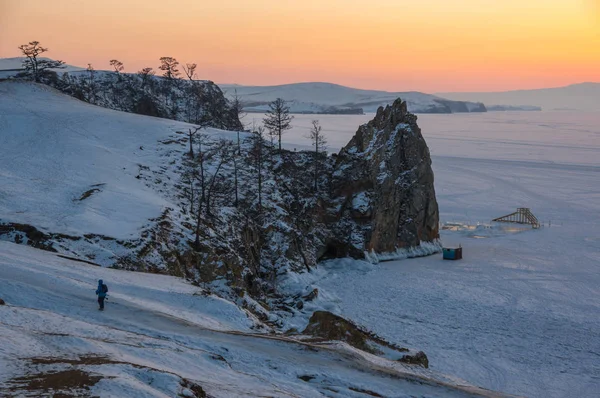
[44,70,243,131]
[324,99,440,260]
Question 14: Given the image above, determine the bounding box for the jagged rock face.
[328,98,439,257]
[42,71,243,131]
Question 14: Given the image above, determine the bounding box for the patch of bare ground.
[6,369,103,397]
[77,188,101,201]
[6,355,211,398]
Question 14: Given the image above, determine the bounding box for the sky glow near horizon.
[0,0,598,92]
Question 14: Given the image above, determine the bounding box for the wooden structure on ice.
[492,208,540,229]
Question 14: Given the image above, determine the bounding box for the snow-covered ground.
[1,242,505,397]
[0,81,184,240]
[0,81,243,264]
[277,111,600,398]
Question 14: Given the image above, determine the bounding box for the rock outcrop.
[42,70,243,131]
[323,99,439,259]
[303,311,409,354]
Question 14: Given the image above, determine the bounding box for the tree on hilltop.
[182,63,197,80]
[159,57,180,80]
[109,59,124,73]
[18,41,65,82]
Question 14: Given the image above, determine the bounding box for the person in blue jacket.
[96,279,108,310]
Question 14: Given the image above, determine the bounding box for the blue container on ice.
[443,247,462,260]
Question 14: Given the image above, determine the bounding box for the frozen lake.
[275,111,600,398]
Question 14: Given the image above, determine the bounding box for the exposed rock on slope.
[325,99,440,259]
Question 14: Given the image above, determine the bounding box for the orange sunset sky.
[0,0,598,92]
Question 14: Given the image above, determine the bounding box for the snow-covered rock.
[327,99,440,259]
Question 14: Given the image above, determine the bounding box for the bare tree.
[231,90,246,129]
[193,131,210,249]
[18,41,65,82]
[138,67,155,78]
[307,120,328,192]
[205,140,234,216]
[180,163,197,215]
[109,59,124,73]
[233,147,239,207]
[231,89,246,155]
[159,57,180,80]
[263,98,293,152]
[86,63,97,104]
[186,124,211,158]
[190,135,236,247]
[250,126,266,212]
[182,63,197,80]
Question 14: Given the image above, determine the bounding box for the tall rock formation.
[324,98,439,259]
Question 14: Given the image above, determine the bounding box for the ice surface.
[276,110,600,398]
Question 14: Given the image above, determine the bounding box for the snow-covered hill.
[219,82,486,114]
[0,241,510,397]
[437,82,600,112]
[0,80,234,265]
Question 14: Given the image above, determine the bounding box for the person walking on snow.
[96,279,108,310]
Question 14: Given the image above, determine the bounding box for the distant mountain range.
[220,81,599,114]
[437,83,600,112]
[3,57,595,113]
[219,82,487,114]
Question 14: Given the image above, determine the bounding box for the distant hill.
[219,82,487,114]
[437,83,600,112]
